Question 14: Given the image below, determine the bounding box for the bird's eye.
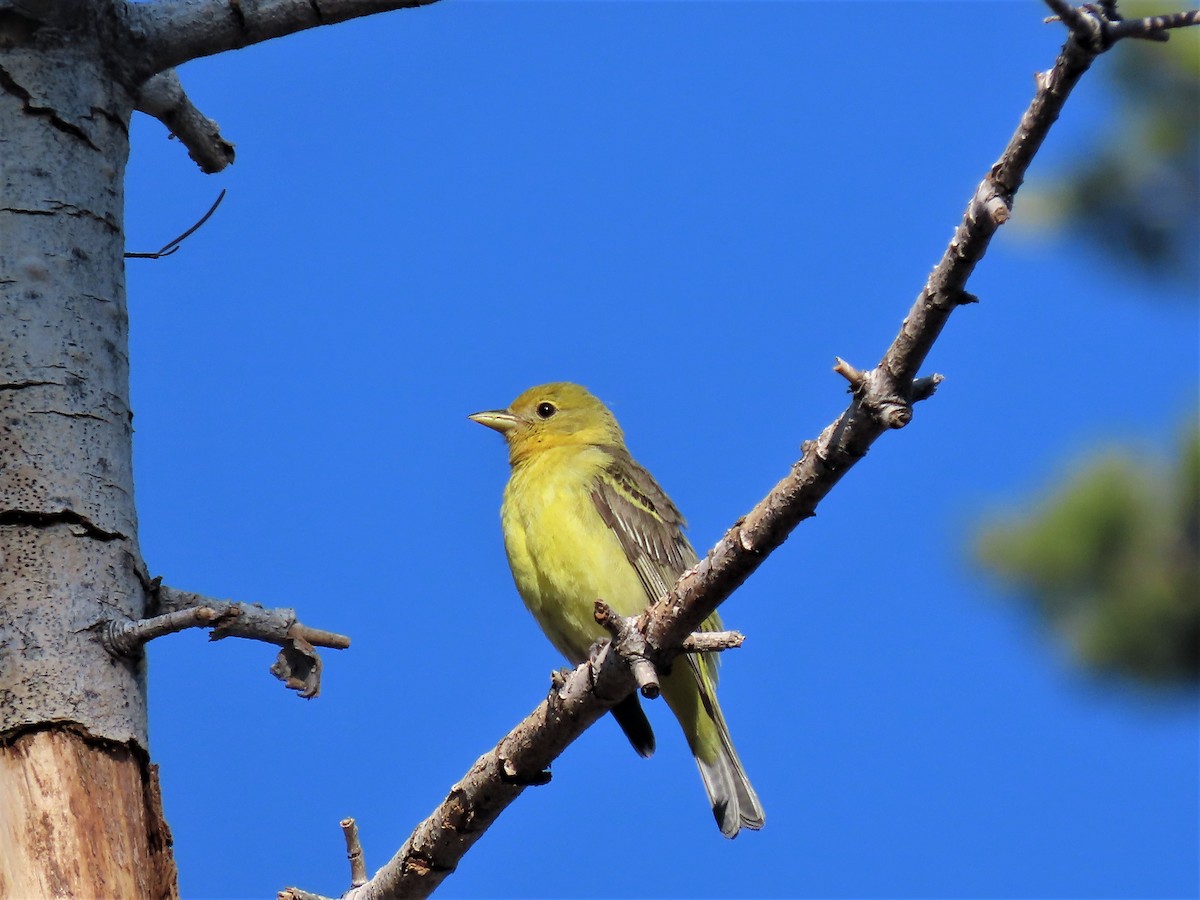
[536,401,557,419]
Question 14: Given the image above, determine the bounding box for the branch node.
[499,756,552,786]
[1044,0,1108,51]
[594,600,660,699]
[877,402,913,430]
[983,193,1011,225]
[340,818,367,890]
[549,668,569,691]
[736,523,761,554]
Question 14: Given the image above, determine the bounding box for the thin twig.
[832,357,866,391]
[1107,8,1199,41]
[680,630,745,653]
[125,190,227,259]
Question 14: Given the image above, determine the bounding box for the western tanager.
[470,382,763,838]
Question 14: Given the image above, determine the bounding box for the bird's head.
[469,382,624,465]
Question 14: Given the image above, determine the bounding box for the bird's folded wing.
[590,448,722,689]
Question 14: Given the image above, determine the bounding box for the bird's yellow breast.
[500,444,649,664]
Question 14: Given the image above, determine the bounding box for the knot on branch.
[1043,1,1196,51]
[833,358,943,430]
[594,600,660,699]
[1046,1,1112,51]
[499,756,552,786]
[592,600,747,702]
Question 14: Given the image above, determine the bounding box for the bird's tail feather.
[695,716,765,838]
[610,693,656,758]
[662,656,764,837]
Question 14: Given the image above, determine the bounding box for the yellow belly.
[501,445,649,663]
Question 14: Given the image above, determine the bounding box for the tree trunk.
[0,729,176,898]
[0,9,177,895]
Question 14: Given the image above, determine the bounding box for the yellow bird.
[470,382,763,838]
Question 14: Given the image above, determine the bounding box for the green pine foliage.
[976,426,1199,685]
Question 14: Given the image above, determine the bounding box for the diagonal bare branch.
[282,3,1200,898]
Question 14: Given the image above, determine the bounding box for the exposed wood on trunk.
[0,727,178,899]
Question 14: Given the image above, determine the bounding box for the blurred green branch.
[975,424,1200,685]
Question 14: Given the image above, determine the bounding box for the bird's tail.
[662,660,765,838]
[694,701,765,838]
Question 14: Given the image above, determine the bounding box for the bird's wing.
[590,448,722,687]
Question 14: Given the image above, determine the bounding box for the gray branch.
[343,818,369,890]
[1043,1,1199,46]
[136,69,235,173]
[280,4,1200,898]
[681,630,745,654]
[105,583,350,698]
[124,0,442,81]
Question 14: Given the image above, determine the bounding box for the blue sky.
[123,3,1198,898]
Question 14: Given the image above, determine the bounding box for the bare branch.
[348,645,634,900]
[342,819,368,890]
[103,606,220,655]
[287,6,1199,898]
[135,69,235,173]
[151,584,350,649]
[126,0,442,80]
[1106,8,1199,41]
[1043,1,1199,48]
[107,583,351,698]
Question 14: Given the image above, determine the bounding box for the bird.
[469,382,764,838]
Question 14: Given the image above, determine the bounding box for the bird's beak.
[468,409,520,434]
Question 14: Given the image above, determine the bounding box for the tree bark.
[0,9,173,895]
